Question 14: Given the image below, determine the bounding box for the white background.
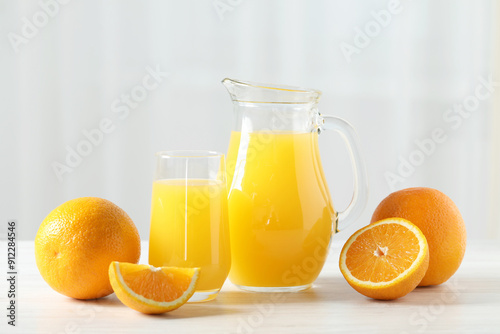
[1,0,499,241]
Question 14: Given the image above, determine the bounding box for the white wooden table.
[2,240,499,334]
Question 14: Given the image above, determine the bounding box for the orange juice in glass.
[149,151,231,302]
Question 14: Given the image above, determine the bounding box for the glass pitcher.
[223,78,368,292]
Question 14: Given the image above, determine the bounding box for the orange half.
[339,218,429,300]
[109,262,200,314]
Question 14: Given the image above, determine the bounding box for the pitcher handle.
[318,114,369,233]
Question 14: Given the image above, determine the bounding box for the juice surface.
[227,131,336,287]
[149,179,231,291]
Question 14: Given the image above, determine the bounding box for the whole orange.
[35,197,141,299]
[371,187,466,286]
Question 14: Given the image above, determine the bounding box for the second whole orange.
[371,187,466,286]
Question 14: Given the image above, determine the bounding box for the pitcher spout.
[221,78,321,104]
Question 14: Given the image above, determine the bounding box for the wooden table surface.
[2,240,500,334]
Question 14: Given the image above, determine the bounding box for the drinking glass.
[149,150,231,302]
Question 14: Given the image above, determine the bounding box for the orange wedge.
[109,262,200,314]
[339,218,429,300]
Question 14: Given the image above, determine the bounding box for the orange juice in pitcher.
[227,131,334,288]
[223,79,368,292]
